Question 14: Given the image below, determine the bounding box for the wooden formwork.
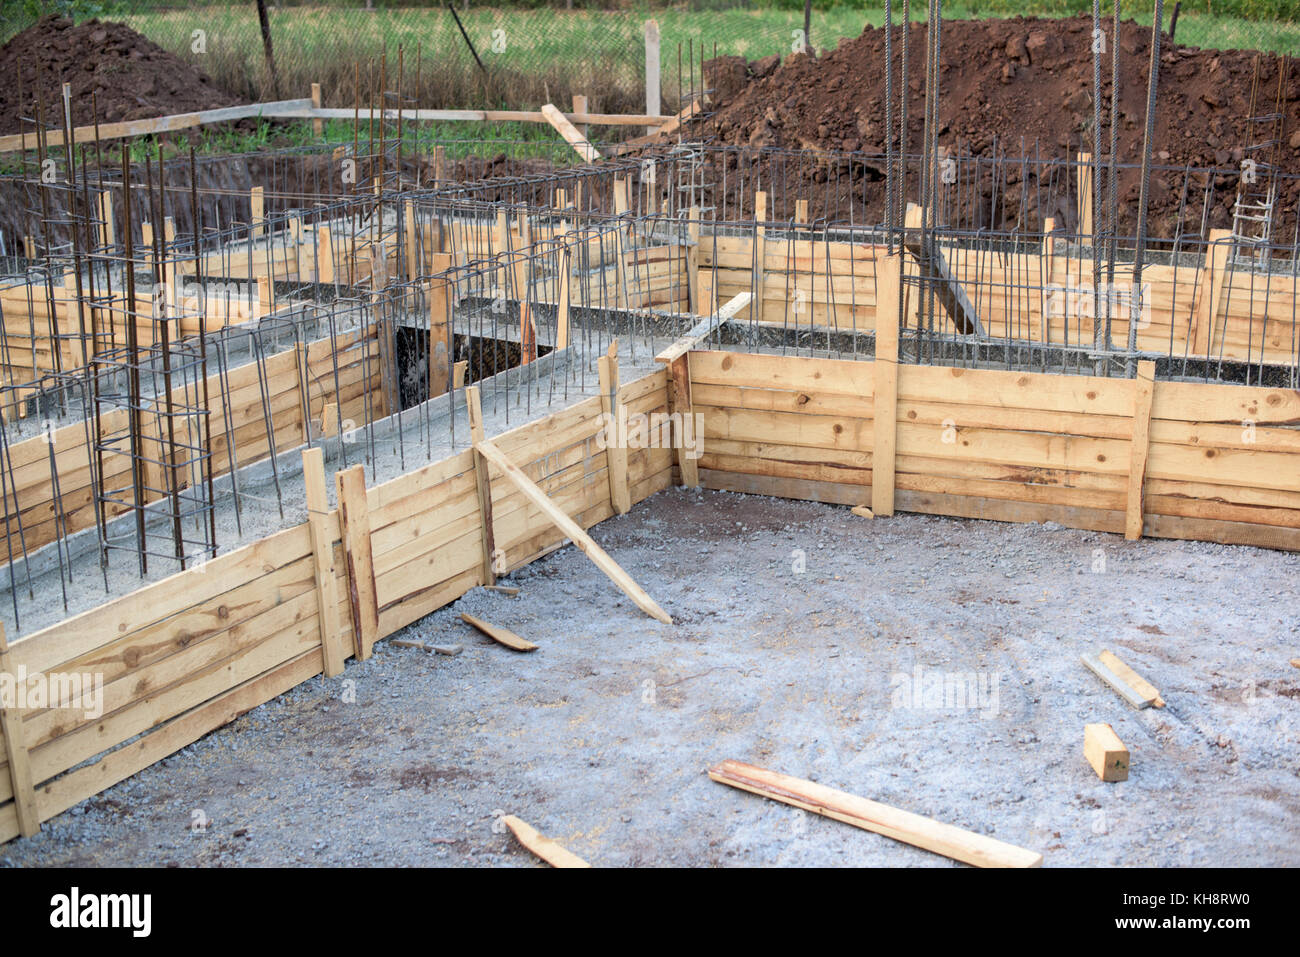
[0,367,673,843]
[1,326,386,557]
[698,229,1300,368]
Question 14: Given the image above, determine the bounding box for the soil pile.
[0,15,244,133]
[697,16,1300,231]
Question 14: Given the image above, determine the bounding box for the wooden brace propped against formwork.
[903,204,985,337]
[471,436,673,624]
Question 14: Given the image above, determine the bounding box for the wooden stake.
[1076,152,1093,237]
[335,464,378,661]
[502,814,590,868]
[428,277,451,399]
[667,354,699,488]
[598,347,631,514]
[687,204,701,313]
[317,225,335,283]
[302,449,346,677]
[556,247,572,351]
[474,439,672,624]
[466,386,499,586]
[753,190,767,325]
[871,254,902,517]
[709,760,1042,868]
[571,93,589,144]
[1124,360,1156,540]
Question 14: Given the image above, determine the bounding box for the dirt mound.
[697,16,1300,232]
[0,15,244,133]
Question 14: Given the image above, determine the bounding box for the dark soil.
[0,15,244,133]
[693,16,1300,234]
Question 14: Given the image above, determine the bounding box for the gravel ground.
[4,488,1298,867]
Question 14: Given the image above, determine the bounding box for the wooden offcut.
[1081,652,1155,710]
[502,815,591,868]
[459,613,538,652]
[708,760,1042,868]
[1084,723,1130,782]
[473,439,673,624]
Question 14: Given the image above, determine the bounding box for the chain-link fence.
[3,2,1297,120]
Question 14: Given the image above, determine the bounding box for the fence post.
[644,20,661,136]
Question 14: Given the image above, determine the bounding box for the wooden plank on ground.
[708,760,1042,868]
[1098,649,1165,708]
[474,439,672,624]
[1081,652,1154,709]
[502,814,590,867]
[459,613,538,652]
[1084,723,1129,782]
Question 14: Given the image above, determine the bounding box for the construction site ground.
[3,487,1296,868]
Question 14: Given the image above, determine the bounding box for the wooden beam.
[872,254,902,517]
[335,464,378,661]
[429,277,451,400]
[251,186,265,239]
[0,624,40,838]
[540,104,601,163]
[556,247,572,351]
[708,760,1042,868]
[317,225,335,284]
[302,448,346,678]
[598,346,632,514]
[269,106,672,127]
[310,83,323,136]
[1077,152,1094,237]
[654,291,752,364]
[466,386,499,587]
[502,815,590,867]
[753,190,767,325]
[0,98,315,153]
[460,613,538,652]
[474,438,672,624]
[687,205,701,313]
[1084,723,1129,782]
[1125,360,1156,540]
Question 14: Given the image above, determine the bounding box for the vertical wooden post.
[453,360,467,391]
[257,274,272,318]
[598,345,631,514]
[753,190,767,325]
[571,93,589,145]
[334,464,378,661]
[302,449,347,677]
[1041,216,1057,346]
[1125,360,1157,541]
[687,204,701,314]
[613,178,630,311]
[404,200,420,281]
[644,20,661,136]
[317,225,335,283]
[433,145,446,188]
[467,386,498,585]
[872,254,902,517]
[429,277,451,399]
[556,247,572,351]
[98,189,115,249]
[1076,152,1093,238]
[666,354,699,487]
[1192,228,1232,358]
[251,186,265,239]
[795,198,809,225]
[310,82,323,136]
[0,624,40,838]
